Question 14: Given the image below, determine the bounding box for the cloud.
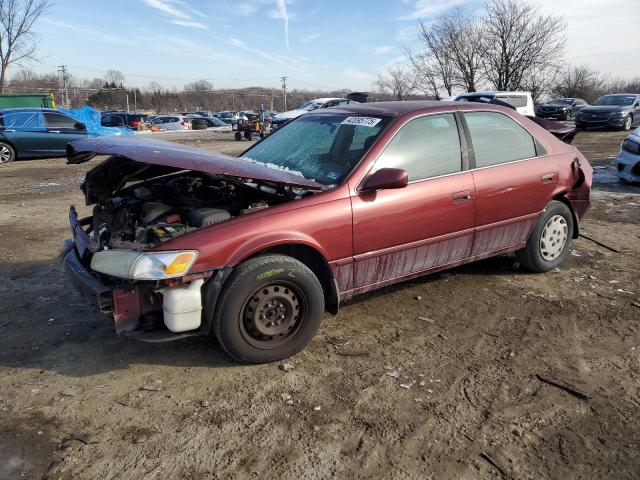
[41,19,139,46]
[374,45,394,55]
[142,0,208,28]
[275,0,291,51]
[300,33,321,43]
[342,67,374,84]
[170,19,207,29]
[400,0,473,20]
[397,25,416,41]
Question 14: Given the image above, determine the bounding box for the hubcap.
[540,214,568,261]
[241,283,305,348]
[625,116,632,129]
[0,145,11,163]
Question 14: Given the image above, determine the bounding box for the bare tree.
[375,64,416,101]
[482,0,566,94]
[0,0,51,92]
[551,65,609,103]
[184,79,213,92]
[103,69,125,88]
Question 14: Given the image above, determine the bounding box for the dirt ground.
[0,128,639,480]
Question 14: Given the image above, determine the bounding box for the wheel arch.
[553,192,580,238]
[0,138,17,160]
[246,243,339,315]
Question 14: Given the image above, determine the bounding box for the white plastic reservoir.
[158,279,204,332]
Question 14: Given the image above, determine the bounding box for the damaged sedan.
[63,101,592,363]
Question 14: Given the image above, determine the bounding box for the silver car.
[616,127,640,183]
[151,115,190,131]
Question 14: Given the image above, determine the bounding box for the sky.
[30,0,640,92]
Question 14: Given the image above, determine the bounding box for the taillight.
[131,120,140,127]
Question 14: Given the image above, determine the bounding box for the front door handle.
[541,172,555,184]
[3,129,15,132]
[49,130,61,134]
[452,190,472,204]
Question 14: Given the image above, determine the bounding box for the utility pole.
[281,76,287,111]
[57,65,70,108]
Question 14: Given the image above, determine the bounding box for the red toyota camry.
[63,101,592,363]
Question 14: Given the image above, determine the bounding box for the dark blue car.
[0,108,90,164]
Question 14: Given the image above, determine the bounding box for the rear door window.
[375,113,462,181]
[44,112,77,129]
[1,111,45,129]
[464,111,537,168]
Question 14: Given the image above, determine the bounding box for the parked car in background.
[195,110,215,118]
[270,98,356,129]
[190,116,232,131]
[454,91,535,116]
[536,98,588,120]
[63,101,592,363]
[616,127,640,183]
[575,94,640,131]
[101,112,149,131]
[0,108,90,163]
[217,111,241,128]
[151,115,191,131]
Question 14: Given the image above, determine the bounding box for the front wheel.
[622,115,633,131]
[212,255,325,363]
[234,131,242,141]
[516,200,574,273]
[0,142,16,164]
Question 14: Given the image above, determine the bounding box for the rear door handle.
[3,129,15,132]
[541,172,555,184]
[49,130,60,134]
[452,190,472,204]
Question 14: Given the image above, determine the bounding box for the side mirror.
[360,168,408,192]
[74,122,86,130]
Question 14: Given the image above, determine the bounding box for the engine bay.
[90,172,297,249]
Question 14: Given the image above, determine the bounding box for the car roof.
[0,107,58,113]
[456,91,530,96]
[600,93,639,96]
[309,100,462,117]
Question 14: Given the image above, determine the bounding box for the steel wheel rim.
[0,145,12,163]
[239,281,307,349]
[539,214,568,261]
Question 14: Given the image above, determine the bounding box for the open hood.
[67,137,324,204]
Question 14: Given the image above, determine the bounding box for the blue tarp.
[57,106,133,136]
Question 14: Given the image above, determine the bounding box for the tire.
[565,110,572,121]
[516,200,574,273]
[244,130,252,141]
[212,254,325,363]
[234,131,242,141]
[622,115,633,131]
[0,142,16,164]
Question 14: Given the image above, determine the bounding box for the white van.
[453,91,535,116]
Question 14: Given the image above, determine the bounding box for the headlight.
[90,250,198,280]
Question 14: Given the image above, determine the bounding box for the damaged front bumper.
[64,207,230,341]
[616,142,640,183]
[63,239,112,314]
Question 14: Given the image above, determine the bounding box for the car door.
[633,97,640,126]
[43,111,88,155]
[462,110,559,256]
[351,112,475,292]
[0,110,49,157]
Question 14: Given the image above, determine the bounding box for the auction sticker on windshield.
[341,116,382,127]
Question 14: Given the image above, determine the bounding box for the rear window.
[496,95,527,108]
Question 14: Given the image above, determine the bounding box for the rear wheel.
[0,142,15,164]
[212,255,325,363]
[516,200,574,273]
[234,131,242,141]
